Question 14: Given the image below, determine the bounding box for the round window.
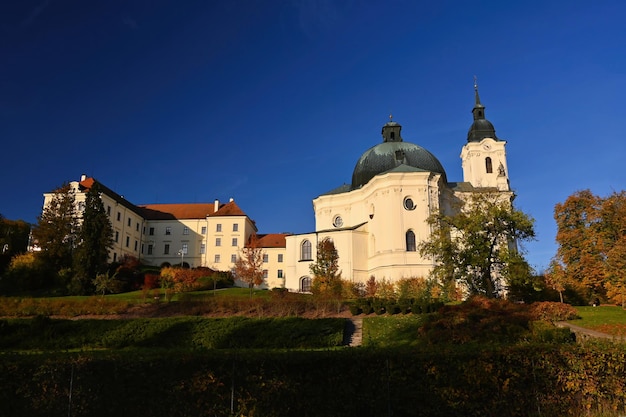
[403,197,416,211]
[333,215,343,227]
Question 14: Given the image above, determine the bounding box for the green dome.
[351,121,447,189]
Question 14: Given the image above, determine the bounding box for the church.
[283,85,512,292]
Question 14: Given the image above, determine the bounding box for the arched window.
[301,240,312,260]
[300,276,312,292]
[406,230,416,252]
[485,157,493,174]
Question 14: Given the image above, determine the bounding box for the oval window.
[403,197,415,211]
[333,215,343,227]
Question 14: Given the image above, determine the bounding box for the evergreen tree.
[71,183,113,295]
[32,183,77,273]
[419,192,535,298]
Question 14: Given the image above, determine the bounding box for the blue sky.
[1,0,625,272]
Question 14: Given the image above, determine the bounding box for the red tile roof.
[77,176,249,220]
[138,203,217,220]
[255,233,288,248]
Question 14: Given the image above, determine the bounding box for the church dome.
[351,120,447,189]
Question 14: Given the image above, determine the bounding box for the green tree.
[32,183,77,273]
[419,192,535,298]
[71,183,113,295]
[0,214,31,276]
[233,234,265,297]
[309,238,342,296]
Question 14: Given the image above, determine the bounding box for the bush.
[530,301,579,322]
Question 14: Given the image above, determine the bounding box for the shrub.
[529,301,579,322]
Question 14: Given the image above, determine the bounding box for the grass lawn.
[362,315,426,347]
[570,305,626,336]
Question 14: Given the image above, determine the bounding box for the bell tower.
[460,80,510,191]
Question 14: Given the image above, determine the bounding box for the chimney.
[80,174,87,182]
[214,199,219,213]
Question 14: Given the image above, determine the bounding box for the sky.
[1,0,625,273]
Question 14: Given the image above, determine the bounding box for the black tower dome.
[351,118,447,189]
[467,80,498,142]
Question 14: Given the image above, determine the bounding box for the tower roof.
[467,80,499,142]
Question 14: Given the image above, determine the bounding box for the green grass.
[569,305,626,336]
[0,316,345,352]
[362,315,426,347]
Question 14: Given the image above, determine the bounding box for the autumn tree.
[419,192,535,298]
[309,238,342,297]
[71,183,114,295]
[233,233,265,297]
[554,190,626,303]
[32,183,78,273]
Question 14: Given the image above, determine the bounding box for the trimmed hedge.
[1,344,626,417]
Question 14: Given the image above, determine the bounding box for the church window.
[333,215,343,227]
[301,240,312,260]
[300,276,312,292]
[406,230,416,252]
[485,157,493,174]
[403,197,415,211]
[390,131,395,140]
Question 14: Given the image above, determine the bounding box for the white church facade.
[284,87,512,292]
[39,86,512,293]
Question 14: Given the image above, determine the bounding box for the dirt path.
[556,322,625,342]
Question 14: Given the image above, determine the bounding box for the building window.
[214,254,221,263]
[216,238,221,246]
[164,244,170,255]
[406,230,416,252]
[115,231,119,242]
[149,227,154,236]
[113,253,117,262]
[300,276,312,292]
[333,215,343,228]
[200,243,206,254]
[117,212,121,221]
[486,157,493,174]
[233,223,239,232]
[136,222,140,232]
[201,226,207,235]
[165,227,171,235]
[181,243,188,255]
[125,236,130,247]
[231,254,237,263]
[134,240,138,251]
[216,224,222,232]
[147,244,153,255]
[107,206,111,216]
[278,254,283,263]
[232,238,238,246]
[78,201,85,212]
[183,226,189,235]
[127,218,131,227]
[277,269,283,278]
[301,240,312,260]
[262,270,268,279]
[263,254,269,263]
[403,197,416,211]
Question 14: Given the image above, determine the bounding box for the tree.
[419,191,535,298]
[32,183,77,273]
[554,190,626,303]
[0,214,31,276]
[71,183,114,295]
[309,238,342,297]
[233,234,265,297]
